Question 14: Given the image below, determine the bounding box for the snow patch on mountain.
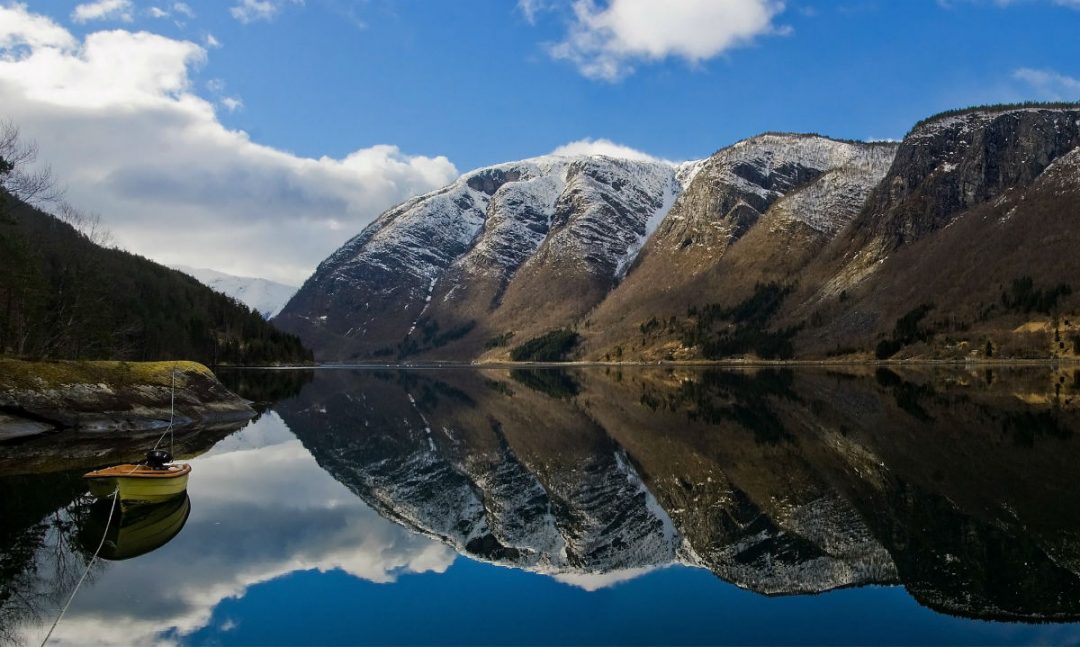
[174,266,297,319]
[769,146,896,235]
[1038,145,1080,185]
[908,107,1080,142]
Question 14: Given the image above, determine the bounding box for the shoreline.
[224,357,1080,370]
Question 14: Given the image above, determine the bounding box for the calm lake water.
[3,366,1080,646]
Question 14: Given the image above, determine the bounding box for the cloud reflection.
[18,412,455,646]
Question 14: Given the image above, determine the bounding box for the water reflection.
[274,367,1080,620]
[78,495,191,561]
[0,366,1079,645]
[3,411,453,645]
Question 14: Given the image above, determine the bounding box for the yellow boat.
[84,450,191,503]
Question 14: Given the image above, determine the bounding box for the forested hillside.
[0,193,312,365]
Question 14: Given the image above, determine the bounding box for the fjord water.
[3,367,1080,646]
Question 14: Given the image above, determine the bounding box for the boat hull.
[85,463,191,503]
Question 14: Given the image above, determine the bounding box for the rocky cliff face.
[817,107,1080,294]
[793,107,1080,354]
[863,107,1080,247]
[278,104,1080,362]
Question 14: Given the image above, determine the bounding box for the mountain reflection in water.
[3,366,1080,645]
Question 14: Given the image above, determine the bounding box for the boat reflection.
[78,493,191,561]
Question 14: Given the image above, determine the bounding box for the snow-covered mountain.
[275,154,701,360]
[174,266,297,319]
[277,105,1080,363]
[275,135,897,362]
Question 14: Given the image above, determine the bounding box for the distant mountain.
[173,266,297,319]
[0,194,311,365]
[276,103,1080,363]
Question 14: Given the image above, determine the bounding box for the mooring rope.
[152,366,177,453]
[39,486,120,647]
[123,366,179,477]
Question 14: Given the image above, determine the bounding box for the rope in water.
[39,486,120,647]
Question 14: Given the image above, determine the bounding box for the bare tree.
[0,119,62,206]
[55,201,114,248]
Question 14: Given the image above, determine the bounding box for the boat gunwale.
[83,463,192,480]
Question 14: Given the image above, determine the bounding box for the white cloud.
[230,0,304,24]
[550,137,668,163]
[0,3,76,49]
[549,0,787,81]
[221,96,244,112]
[1012,67,1080,100]
[518,0,556,23]
[552,565,661,590]
[71,0,135,23]
[204,33,222,48]
[173,2,196,18]
[0,5,458,284]
[146,2,196,20]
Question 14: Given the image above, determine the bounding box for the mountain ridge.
[173,265,297,319]
[275,104,1080,363]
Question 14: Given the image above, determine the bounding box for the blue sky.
[3,0,1079,281]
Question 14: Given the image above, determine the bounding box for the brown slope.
[581,135,896,360]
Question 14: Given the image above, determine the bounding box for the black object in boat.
[145,449,173,468]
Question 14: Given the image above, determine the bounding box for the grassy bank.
[0,359,214,390]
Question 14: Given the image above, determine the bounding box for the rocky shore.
[0,360,255,444]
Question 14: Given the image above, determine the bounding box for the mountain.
[0,194,312,365]
[786,105,1080,358]
[274,155,700,360]
[277,103,1080,363]
[584,134,898,359]
[173,266,297,319]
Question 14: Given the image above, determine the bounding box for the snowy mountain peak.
[275,152,701,360]
[174,266,298,319]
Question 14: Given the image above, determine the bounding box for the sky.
[1,0,1079,284]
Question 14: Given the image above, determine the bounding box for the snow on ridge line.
[341,155,695,273]
[319,135,897,300]
[908,106,1080,140]
[173,265,298,319]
